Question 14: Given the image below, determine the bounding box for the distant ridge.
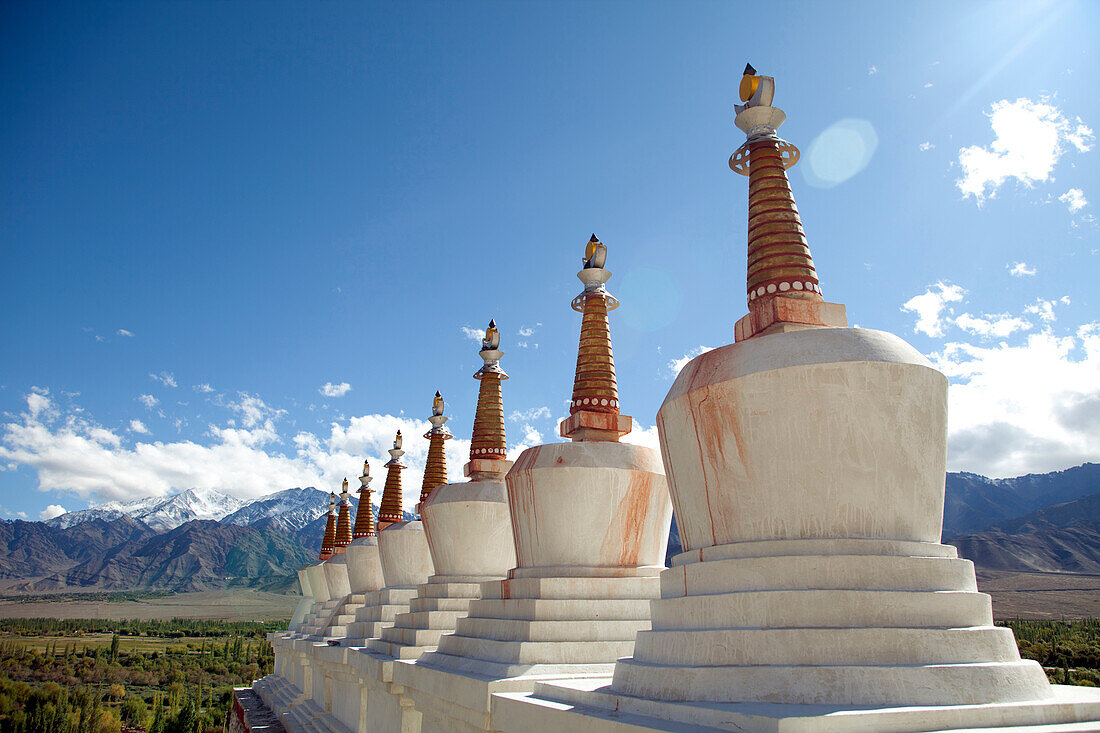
[3,486,415,593]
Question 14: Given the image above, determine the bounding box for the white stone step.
[660,554,978,598]
[632,626,1022,667]
[456,616,649,643]
[408,596,475,613]
[436,633,636,665]
[470,597,653,621]
[392,609,464,630]
[650,588,993,630]
[380,625,446,648]
[610,658,1052,707]
[481,575,660,601]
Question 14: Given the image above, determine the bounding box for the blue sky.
[1,0,1097,521]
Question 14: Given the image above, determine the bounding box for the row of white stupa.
[252,67,1100,733]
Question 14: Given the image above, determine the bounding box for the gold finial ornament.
[394,431,402,451]
[482,319,500,351]
[433,391,445,417]
[352,459,375,538]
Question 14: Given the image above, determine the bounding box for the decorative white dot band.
[748,281,821,301]
[570,398,619,408]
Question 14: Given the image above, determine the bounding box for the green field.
[0,618,285,732]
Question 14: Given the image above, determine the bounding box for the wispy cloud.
[867,65,877,76]
[319,382,351,398]
[901,282,965,337]
[128,419,150,435]
[956,98,1094,204]
[518,326,535,337]
[668,346,715,376]
[1008,261,1036,277]
[117,329,134,338]
[461,325,485,341]
[138,394,158,409]
[1060,188,1088,213]
[149,372,177,388]
[193,383,215,394]
[509,406,551,422]
[919,141,935,152]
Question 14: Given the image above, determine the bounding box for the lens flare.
[803,118,879,188]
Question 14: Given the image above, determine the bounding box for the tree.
[109,635,120,664]
[120,696,148,728]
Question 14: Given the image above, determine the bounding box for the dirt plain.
[0,589,298,621]
[0,573,1097,622]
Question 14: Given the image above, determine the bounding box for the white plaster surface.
[346,536,385,593]
[421,479,516,579]
[379,520,435,588]
[507,441,671,574]
[660,328,947,550]
[323,555,352,599]
[306,563,331,605]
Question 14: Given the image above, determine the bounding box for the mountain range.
[4,463,1099,594]
[2,487,414,593]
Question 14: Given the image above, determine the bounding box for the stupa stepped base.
[341,587,419,647]
[369,577,498,660]
[394,572,661,733]
[300,594,368,640]
[506,677,1100,733]
[611,539,1054,708]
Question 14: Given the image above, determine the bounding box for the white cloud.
[149,372,177,388]
[138,394,158,409]
[128,419,150,435]
[460,326,485,341]
[1008,261,1036,277]
[919,141,935,152]
[518,326,535,337]
[509,407,551,422]
[0,390,497,513]
[193,383,215,394]
[924,82,933,88]
[956,98,1095,204]
[1024,297,1068,323]
[954,312,1032,339]
[867,65,877,76]
[668,346,715,376]
[117,329,134,337]
[901,282,966,337]
[1060,188,1088,213]
[319,382,352,398]
[39,504,66,520]
[934,323,1100,477]
[621,423,661,452]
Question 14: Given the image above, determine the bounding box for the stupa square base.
[395,656,617,733]
[511,678,1100,733]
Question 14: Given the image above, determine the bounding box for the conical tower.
[318,492,337,560]
[378,431,406,529]
[729,64,846,341]
[420,392,451,505]
[334,478,353,553]
[352,460,375,538]
[560,235,632,442]
[467,319,508,473]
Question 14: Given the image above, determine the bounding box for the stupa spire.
[729,64,846,341]
[334,477,353,552]
[319,492,337,560]
[352,459,375,538]
[561,235,632,442]
[420,391,451,505]
[467,319,508,473]
[378,431,406,529]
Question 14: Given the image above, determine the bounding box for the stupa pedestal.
[377,324,518,662]
[399,238,673,733]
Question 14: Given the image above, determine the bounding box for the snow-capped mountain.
[47,488,245,531]
[220,487,330,531]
